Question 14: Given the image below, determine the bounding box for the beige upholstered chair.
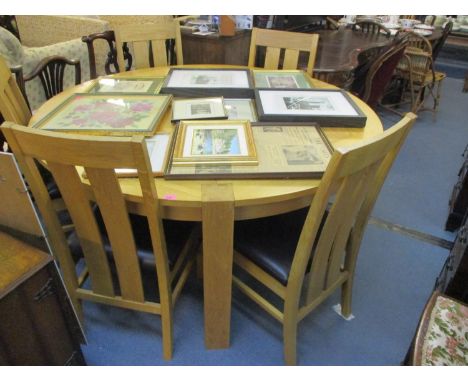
[247,27,319,75]
[1,123,200,360]
[114,20,183,71]
[232,113,417,365]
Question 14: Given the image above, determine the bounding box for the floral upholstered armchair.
[0,26,90,111]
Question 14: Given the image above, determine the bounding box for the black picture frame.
[254,89,367,127]
[160,68,254,98]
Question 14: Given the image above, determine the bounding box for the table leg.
[201,183,234,349]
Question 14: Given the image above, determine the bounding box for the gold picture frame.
[171,120,258,166]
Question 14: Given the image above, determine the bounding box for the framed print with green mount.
[165,123,333,179]
[171,97,228,122]
[86,77,165,94]
[252,69,314,89]
[224,99,258,122]
[160,68,254,98]
[32,93,172,136]
[255,89,367,127]
[170,120,258,166]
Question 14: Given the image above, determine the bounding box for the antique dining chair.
[351,33,410,109]
[247,27,319,75]
[82,30,133,79]
[1,122,200,360]
[232,113,417,365]
[431,21,453,62]
[23,55,81,104]
[114,20,183,71]
[352,19,391,37]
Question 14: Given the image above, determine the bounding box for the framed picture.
[86,77,165,94]
[160,68,254,98]
[252,70,313,89]
[171,97,228,122]
[165,123,333,179]
[255,89,367,127]
[224,99,257,122]
[32,94,172,136]
[114,133,172,177]
[171,120,258,166]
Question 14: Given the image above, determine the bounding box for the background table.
[30,65,384,350]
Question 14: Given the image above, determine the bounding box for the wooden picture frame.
[255,89,367,127]
[86,77,165,94]
[252,69,313,89]
[165,123,333,179]
[32,93,172,136]
[160,68,254,98]
[171,120,258,166]
[224,98,258,122]
[171,97,228,122]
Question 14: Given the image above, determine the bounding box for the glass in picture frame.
[171,120,258,166]
[86,77,165,94]
[171,97,228,122]
[252,70,313,89]
[224,99,258,122]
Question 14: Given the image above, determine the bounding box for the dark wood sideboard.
[181,29,251,65]
[0,231,86,365]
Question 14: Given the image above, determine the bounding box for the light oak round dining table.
[29,65,384,350]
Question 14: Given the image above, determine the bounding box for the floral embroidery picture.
[33,94,172,136]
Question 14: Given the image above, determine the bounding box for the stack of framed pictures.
[32,93,172,136]
[254,89,367,127]
[160,68,254,98]
[165,122,333,179]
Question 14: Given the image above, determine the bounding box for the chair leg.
[340,278,354,318]
[161,306,173,360]
[283,312,298,365]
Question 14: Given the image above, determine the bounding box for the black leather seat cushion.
[67,210,197,271]
[234,208,310,286]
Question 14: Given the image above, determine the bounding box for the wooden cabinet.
[181,29,251,65]
[0,232,86,365]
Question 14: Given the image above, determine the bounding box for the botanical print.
[95,79,155,93]
[283,96,335,111]
[421,295,468,365]
[40,95,168,132]
[282,145,323,165]
[191,128,241,156]
[266,75,299,88]
[190,103,212,116]
[191,74,218,85]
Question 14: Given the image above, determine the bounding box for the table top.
[29,65,384,222]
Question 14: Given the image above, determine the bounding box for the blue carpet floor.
[80,77,467,366]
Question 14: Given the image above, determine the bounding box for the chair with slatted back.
[232,113,417,365]
[352,19,391,37]
[24,55,81,102]
[1,122,200,360]
[247,27,319,75]
[114,20,183,71]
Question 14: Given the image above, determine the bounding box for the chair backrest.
[24,56,81,101]
[1,122,171,317]
[353,20,391,37]
[114,21,183,71]
[247,27,319,75]
[82,30,133,79]
[287,113,416,306]
[0,56,31,125]
[360,34,410,107]
[431,21,453,62]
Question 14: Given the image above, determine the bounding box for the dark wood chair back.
[353,19,391,37]
[24,56,81,101]
[432,21,453,62]
[81,30,133,79]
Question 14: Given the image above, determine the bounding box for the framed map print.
[255,89,367,127]
[32,94,172,136]
[86,77,165,94]
[171,120,257,166]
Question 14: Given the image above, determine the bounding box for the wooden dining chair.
[114,20,183,71]
[352,19,391,38]
[0,122,201,360]
[232,113,417,365]
[247,27,319,75]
